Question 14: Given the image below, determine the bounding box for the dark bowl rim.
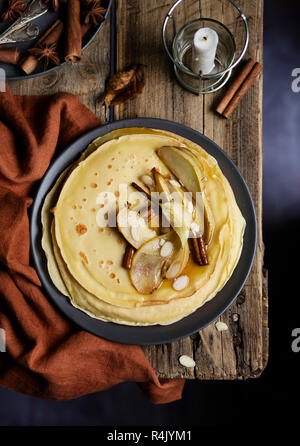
[29,117,257,345]
[3,0,113,81]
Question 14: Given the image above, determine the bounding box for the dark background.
[0,0,299,426]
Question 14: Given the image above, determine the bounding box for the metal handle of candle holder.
[162,0,249,80]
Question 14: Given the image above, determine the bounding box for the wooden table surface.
[9,0,268,380]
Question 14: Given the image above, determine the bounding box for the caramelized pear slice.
[151,169,172,233]
[152,169,189,244]
[179,147,215,245]
[165,175,205,236]
[130,231,186,294]
[152,168,172,201]
[157,146,214,245]
[165,241,190,279]
[153,169,203,243]
[154,168,189,209]
[157,146,202,196]
[160,201,191,247]
[117,207,156,249]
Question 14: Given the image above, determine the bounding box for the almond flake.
[215,321,228,332]
[169,179,181,187]
[160,241,173,257]
[179,355,196,368]
[141,175,154,187]
[172,275,189,291]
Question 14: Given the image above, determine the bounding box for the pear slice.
[117,207,156,249]
[151,169,172,234]
[165,174,205,236]
[157,146,214,245]
[179,147,215,245]
[152,169,189,244]
[165,241,190,279]
[160,200,191,247]
[130,231,188,294]
[153,168,204,242]
[157,146,203,196]
[155,169,191,212]
[152,168,171,202]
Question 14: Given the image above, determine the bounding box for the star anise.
[44,0,64,13]
[82,0,106,26]
[28,42,60,71]
[1,0,27,22]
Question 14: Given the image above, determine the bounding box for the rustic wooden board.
[115,0,267,379]
[8,0,268,380]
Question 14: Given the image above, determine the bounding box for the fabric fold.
[0,86,184,404]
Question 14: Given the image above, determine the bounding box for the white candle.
[191,27,219,75]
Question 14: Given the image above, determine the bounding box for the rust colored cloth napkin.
[0,87,184,403]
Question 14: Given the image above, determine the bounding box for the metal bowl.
[0,0,112,80]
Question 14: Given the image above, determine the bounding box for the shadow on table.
[0,217,299,426]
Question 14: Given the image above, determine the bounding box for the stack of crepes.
[43,127,246,326]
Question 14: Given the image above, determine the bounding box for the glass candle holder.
[162,0,249,94]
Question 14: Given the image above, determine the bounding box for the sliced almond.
[179,355,196,368]
[141,174,154,188]
[215,321,228,332]
[172,275,189,291]
[169,179,181,187]
[160,241,174,257]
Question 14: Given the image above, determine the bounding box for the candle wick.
[203,36,208,40]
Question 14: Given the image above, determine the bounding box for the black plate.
[0,0,112,80]
[30,118,257,345]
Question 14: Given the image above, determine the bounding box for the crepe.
[41,128,245,326]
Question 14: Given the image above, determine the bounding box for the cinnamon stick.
[198,235,209,265]
[122,245,135,270]
[19,19,64,75]
[189,238,203,265]
[216,58,263,119]
[0,47,20,65]
[216,59,256,115]
[65,0,82,63]
[189,235,209,266]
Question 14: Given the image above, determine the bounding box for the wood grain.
[116,0,267,379]
[8,0,268,380]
